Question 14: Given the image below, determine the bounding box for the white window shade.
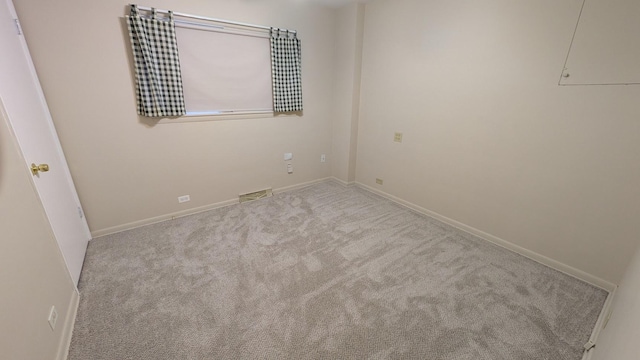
[175,25,273,114]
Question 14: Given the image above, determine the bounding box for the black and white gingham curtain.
[126,5,186,117]
[270,29,303,113]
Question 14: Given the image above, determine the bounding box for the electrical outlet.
[320,154,326,162]
[376,178,384,185]
[287,163,293,174]
[48,306,58,331]
[178,195,190,203]
[284,153,293,161]
[394,132,403,143]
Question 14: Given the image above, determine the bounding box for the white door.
[0,0,91,286]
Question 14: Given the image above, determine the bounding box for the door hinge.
[14,18,22,35]
[77,206,84,219]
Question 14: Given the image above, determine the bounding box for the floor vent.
[239,188,273,203]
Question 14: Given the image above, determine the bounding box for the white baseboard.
[329,176,356,187]
[355,182,616,292]
[91,198,240,238]
[272,177,335,194]
[56,288,79,360]
[582,286,617,360]
[91,177,335,238]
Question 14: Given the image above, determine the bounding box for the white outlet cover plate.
[284,153,293,161]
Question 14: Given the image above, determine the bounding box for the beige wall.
[9,0,640,356]
[13,0,640,284]
[591,242,640,359]
[331,3,364,183]
[357,0,640,284]
[13,0,336,234]
[0,101,77,360]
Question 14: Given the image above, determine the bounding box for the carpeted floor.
[69,181,608,360]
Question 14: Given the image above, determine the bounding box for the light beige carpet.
[69,181,607,359]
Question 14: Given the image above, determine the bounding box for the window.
[126,5,302,119]
[175,23,274,116]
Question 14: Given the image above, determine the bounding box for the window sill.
[156,110,276,124]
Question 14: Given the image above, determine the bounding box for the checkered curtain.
[270,29,303,112]
[126,5,186,117]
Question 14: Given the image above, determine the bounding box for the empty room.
[1,0,639,359]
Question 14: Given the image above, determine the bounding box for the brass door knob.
[31,163,50,175]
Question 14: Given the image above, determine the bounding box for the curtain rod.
[134,5,297,34]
